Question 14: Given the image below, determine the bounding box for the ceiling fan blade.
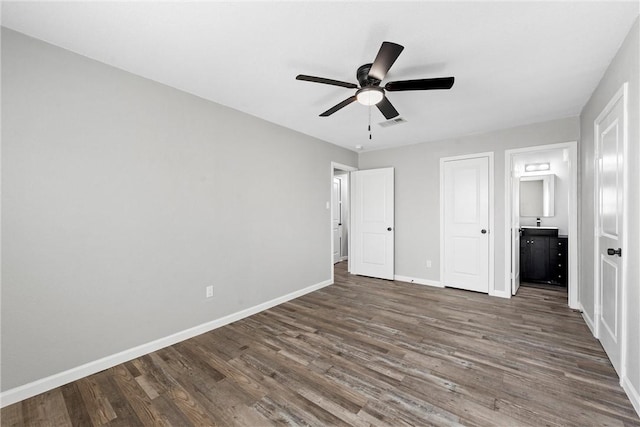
[296,74,358,89]
[385,77,455,92]
[376,96,400,120]
[368,42,404,81]
[320,96,358,117]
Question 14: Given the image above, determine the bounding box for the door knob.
[387,227,393,231]
[481,229,487,234]
[607,248,622,257]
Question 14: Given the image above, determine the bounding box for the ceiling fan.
[296,41,455,120]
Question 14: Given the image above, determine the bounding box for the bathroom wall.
[514,148,570,235]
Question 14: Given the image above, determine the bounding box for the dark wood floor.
[3,262,639,426]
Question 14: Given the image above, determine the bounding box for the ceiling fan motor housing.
[357,63,381,87]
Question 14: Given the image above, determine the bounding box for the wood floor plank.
[0,402,24,427]
[60,382,92,427]
[40,390,72,427]
[146,350,223,426]
[2,262,639,426]
[92,369,142,427]
[74,377,117,426]
[109,365,167,426]
[21,393,55,427]
[229,355,349,426]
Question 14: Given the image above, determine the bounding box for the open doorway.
[330,162,357,283]
[505,142,578,309]
[332,172,348,264]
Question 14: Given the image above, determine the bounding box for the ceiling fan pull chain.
[368,105,372,140]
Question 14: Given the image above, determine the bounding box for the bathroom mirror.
[520,174,555,217]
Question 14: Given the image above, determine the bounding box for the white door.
[512,175,521,295]
[595,85,626,376]
[332,177,342,264]
[442,157,490,293]
[351,168,394,280]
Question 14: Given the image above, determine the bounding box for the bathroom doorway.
[505,142,578,309]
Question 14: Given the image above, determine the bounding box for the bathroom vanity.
[520,227,568,286]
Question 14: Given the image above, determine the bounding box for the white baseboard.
[0,278,333,408]
[579,302,596,336]
[394,275,512,300]
[394,275,443,288]
[490,289,511,299]
[622,376,640,418]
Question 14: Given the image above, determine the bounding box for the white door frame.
[439,152,495,295]
[593,83,628,380]
[330,162,357,283]
[504,141,578,308]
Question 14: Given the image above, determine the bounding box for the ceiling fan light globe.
[356,87,384,106]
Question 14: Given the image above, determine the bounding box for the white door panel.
[352,168,394,280]
[595,85,625,376]
[512,176,521,294]
[452,237,480,275]
[600,121,621,237]
[443,157,490,293]
[332,177,341,264]
[332,227,340,263]
[362,233,386,264]
[600,256,618,340]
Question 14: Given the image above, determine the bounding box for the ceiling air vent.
[379,117,407,128]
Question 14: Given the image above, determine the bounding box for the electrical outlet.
[206,285,214,298]
[426,260,432,268]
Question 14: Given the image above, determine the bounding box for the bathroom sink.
[521,226,558,237]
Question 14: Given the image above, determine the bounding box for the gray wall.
[579,18,639,398]
[1,28,357,391]
[358,117,579,292]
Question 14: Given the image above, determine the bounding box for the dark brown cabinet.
[549,237,568,285]
[521,235,549,281]
[520,228,568,286]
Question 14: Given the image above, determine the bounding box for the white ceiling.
[2,1,638,152]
